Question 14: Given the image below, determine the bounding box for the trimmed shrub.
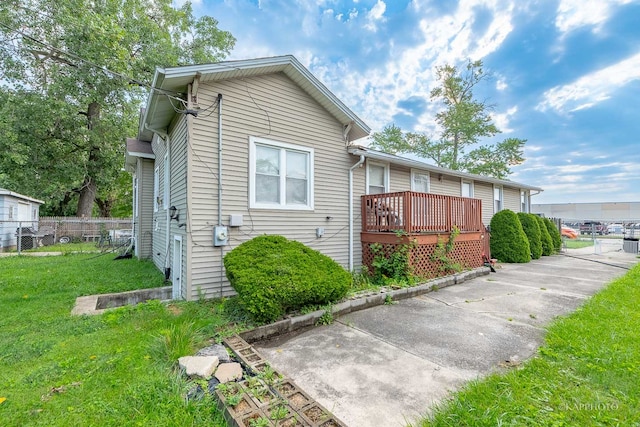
[535,215,554,256]
[517,212,543,260]
[544,217,562,252]
[223,235,352,323]
[489,209,531,263]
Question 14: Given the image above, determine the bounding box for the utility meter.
[213,225,229,246]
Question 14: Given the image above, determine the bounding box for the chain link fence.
[0,217,132,254]
[561,218,640,254]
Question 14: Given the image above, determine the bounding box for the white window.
[461,180,474,198]
[411,170,430,193]
[153,166,159,212]
[521,190,529,213]
[494,185,503,213]
[249,137,314,210]
[367,162,389,195]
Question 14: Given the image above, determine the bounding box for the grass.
[0,253,242,426]
[414,263,640,426]
[564,239,595,249]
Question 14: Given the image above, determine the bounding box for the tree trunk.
[96,197,113,217]
[76,176,97,217]
[76,101,101,217]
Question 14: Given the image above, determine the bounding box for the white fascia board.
[348,147,543,192]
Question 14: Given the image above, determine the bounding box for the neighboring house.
[0,188,44,252]
[125,55,542,301]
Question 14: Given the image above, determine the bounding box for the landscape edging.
[240,267,490,343]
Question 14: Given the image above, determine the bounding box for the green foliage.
[544,218,562,252]
[369,60,525,179]
[315,306,334,326]
[155,321,203,362]
[419,264,640,426]
[430,227,462,274]
[224,235,352,324]
[489,210,531,263]
[369,234,418,286]
[0,254,229,426]
[0,0,235,216]
[517,212,543,259]
[535,215,554,256]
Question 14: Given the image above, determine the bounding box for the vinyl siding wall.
[504,187,521,212]
[186,72,361,300]
[151,136,167,271]
[136,158,155,259]
[474,182,494,225]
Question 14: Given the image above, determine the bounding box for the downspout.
[348,154,365,271]
[217,94,223,225]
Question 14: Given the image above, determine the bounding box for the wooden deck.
[361,192,490,278]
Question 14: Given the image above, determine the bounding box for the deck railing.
[361,191,483,234]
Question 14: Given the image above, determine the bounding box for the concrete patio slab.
[256,250,638,427]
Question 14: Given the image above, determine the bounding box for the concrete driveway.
[255,247,638,427]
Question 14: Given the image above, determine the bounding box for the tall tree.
[370,60,525,179]
[0,0,235,216]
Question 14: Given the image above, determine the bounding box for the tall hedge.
[544,218,562,252]
[224,235,352,323]
[489,209,531,263]
[517,212,543,260]
[535,215,554,255]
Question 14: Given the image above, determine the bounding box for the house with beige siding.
[125,55,542,300]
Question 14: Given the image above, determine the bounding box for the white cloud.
[491,106,518,133]
[495,77,507,91]
[364,0,387,31]
[536,52,640,113]
[344,0,517,131]
[555,0,633,35]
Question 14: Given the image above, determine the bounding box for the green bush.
[535,215,554,256]
[544,218,562,252]
[489,209,531,263]
[517,213,543,259]
[223,235,352,323]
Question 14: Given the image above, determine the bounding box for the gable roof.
[348,146,543,192]
[0,188,44,204]
[140,55,370,142]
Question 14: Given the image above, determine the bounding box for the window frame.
[411,169,430,193]
[366,161,390,195]
[520,190,529,213]
[249,136,314,210]
[461,179,474,198]
[494,185,503,213]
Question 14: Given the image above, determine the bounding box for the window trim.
[249,136,314,210]
[366,161,390,195]
[411,169,430,193]
[494,185,503,213]
[163,153,169,210]
[520,190,530,213]
[461,179,474,198]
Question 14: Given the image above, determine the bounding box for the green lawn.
[564,239,594,249]
[0,254,239,426]
[415,263,640,426]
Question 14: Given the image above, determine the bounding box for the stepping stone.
[215,362,243,383]
[178,356,219,379]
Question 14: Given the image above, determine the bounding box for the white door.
[172,236,183,299]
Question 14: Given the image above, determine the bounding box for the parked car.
[579,221,608,235]
[561,226,578,239]
[607,223,624,234]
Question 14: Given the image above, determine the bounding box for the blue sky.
[183,0,640,204]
